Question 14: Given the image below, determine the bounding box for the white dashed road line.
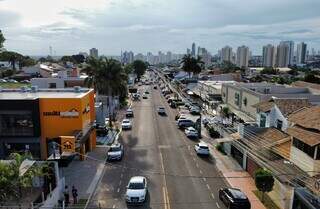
[203,177,207,182]
[216,202,221,208]
[206,184,211,190]
[117,188,120,193]
[200,170,203,174]
[211,193,215,199]
[112,204,116,209]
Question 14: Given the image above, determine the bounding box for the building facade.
[89,48,98,58]
[236,45,250,68]
[296,42,307,64]
[262,44,277,67]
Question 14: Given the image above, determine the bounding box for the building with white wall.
[236,46,249,68]
[221,46,233,63]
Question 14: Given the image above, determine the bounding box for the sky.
[1,0,320,56]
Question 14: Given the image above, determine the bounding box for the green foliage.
[221,106,230,118]
[82,57,128,97]
[207,126,220,138]
[304,73,320,84]
[216,143,226,154]
[19,56,36,67]
[260,67,279,75]
[124,64,133,75]
[180,54,204,77]
[0,51,23,70]
[0,153,47,201]
[60,55,75,63]
[254,168,275,203]
[132,60,147,80]
[220,61,241,73]
[0,30,5,48]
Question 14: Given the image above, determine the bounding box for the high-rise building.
[276,42,290,67]
[187,48,191,55]
[280,41,294,65]
[221,46,233,63]
[166,51,172,63]
[89,48,98,58]
[262,44,277,67]
[296,42,307,64]
[236,46,250,68]
[134,53,144,61]
[191,43,196,57]
[121,51,134,64]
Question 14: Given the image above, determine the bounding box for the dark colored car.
[96,125,109,136]
[219,188,251,209]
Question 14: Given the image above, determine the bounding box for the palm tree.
[82,57,128,121]
[180,54,204,78]
[180,54,193,78]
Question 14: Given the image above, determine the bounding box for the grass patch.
[253,190,281,209]
[0,82,31,89]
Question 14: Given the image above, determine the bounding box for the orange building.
[0,87,96,160]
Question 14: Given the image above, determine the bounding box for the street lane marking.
[112,204,115,209]
[200,170,203,174]
[188,145,191,150]
[206,184,211,190]
[160,152,171,209]
[119,180,122,186]
[216,202,221,208]
[120,173,123,178]
[203,177,206,182]
[211,193,215,199]
[117,188,120,193]
[196,163,199,168]
[193,157,196,161]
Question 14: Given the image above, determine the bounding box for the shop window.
[0,110,34,136]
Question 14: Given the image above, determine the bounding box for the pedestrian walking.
[64,185,70,206]
[72,185,78,204]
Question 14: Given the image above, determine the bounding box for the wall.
[269,178,294,209]
[40,178,65,209]
[290,146,319,176]
[241,90,261,119]
[31,78,65,88]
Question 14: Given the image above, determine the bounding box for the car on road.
[107,143,124,161]
[157,107,166,115]
[0,79,7,83]
[194,142,210,155]
[7,79,18,83]
[126,176,148,204]
[153,86,157,89]
[185,127,199,138]
[142,93,148,99]
[177,119,194,129]
[122,119,132,130]
[126,108,134,117]
[219,188,251,209]
[96,125,109,136]
[145,90,150,94]
[133,93,140,101]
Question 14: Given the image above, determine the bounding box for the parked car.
[96,125,109,136]
[157,107,166,115]
[107,143,124,161]
[219,188,251,209]
[0,79,7,83]
[185,127,199,138]
[145,91,150,94]
[190,106,201,115]
[142,93,148,99]
[194,142,210,155]
[126,108,134,117]
[8,79,18,83]
[177,119,194,129]
[153,86,157,89]
[122,119,132,130]
[126,176,148,204]
[133,93,140,101]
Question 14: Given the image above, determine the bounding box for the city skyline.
[1,0,320,56]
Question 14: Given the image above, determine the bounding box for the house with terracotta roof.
[287,106,320,177]
[252,98,311,131]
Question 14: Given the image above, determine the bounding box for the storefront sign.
[43,108,79,118]
[60,136,75,153]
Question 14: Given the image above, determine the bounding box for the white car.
[185,127,199,138]
[126,176,148,204]
[126,108,134,117]
[195,142,210,155]
[122,119,132,130]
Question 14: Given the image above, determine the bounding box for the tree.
[221,106,230,118]
[82,57,128,121]
[71,54,85,64]
[60,56,75,64]
[260,67,279,75]
[0,30,5,48]
[19,56,36,68]
[0,153,46,201]
[220,61,241,73]
[0,51,23,70]
[132,60,147,81]
[124,63,133,75]
[304,73,320,84]
[180,55,204,78]
[254,168,274,203]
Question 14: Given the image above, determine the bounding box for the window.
[243,97,247,106]
[293,137,315,158]
[0,110,34,136]
[260,114,266,127]
[264,88,270,94]
[234,92,240,106]
[276,120,283,130]
[49,83,57,88]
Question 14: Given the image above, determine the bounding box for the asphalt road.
[89,78,228,209]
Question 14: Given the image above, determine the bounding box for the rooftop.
[288,106,320,131]
[0,87,93,100]
[287,126,320,146]
[252,98,311,116]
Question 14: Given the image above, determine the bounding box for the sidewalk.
[63,146,108,201]
[208,140,267,209]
